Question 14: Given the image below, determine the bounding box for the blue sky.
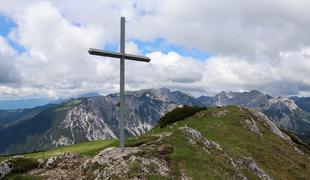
[0,15,14,36]
[132,39,210,60]
[1,14,209,60]
[0,15,25,53]
[0,10,211,100]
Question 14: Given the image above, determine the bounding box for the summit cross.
[88,17,151,149]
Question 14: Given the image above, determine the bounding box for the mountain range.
[198,90,310,137]
[0,88,310,155]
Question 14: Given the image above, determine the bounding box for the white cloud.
[0,0,310,99]
[125,41,140,54]
[0,36,20,84]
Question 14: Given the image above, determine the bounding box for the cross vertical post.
[119,17,125,149]
[88,17,150,150]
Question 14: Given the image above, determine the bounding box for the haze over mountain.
[0,99,62,110]
[0,88,310,155]
[0,92,101,110]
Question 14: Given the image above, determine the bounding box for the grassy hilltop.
[1,105,310,179]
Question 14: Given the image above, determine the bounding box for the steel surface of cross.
[88,17,150,149]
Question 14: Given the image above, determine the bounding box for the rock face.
[49,89,187,146]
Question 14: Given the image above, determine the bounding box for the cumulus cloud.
[0,0,310,99]
[128,0,310,59]
[0,36,20,84]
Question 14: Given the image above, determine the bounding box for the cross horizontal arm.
[89,48,150,62]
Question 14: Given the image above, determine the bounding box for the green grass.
[1,105,310,179]
[0,140,117,162]
[139,105,310,179]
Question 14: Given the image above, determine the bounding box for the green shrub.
[9,157,38,174]
[157,106,206,128]
[126,136,158,147]
[8,174,43,180]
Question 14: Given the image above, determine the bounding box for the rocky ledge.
[25,138,173,179]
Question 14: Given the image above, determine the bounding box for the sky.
[0,0,310,100]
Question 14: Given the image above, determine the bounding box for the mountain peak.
[268,97,298,111]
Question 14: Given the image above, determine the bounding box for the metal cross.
[88,17,150,149]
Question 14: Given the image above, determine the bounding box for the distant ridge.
[0,92,101,110]
[1,88,310,155]
[0,99,62,110]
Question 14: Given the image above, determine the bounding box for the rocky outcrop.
[250,110,290,140]
[179,126,223,153]
[81,147,169,179]
[0,160,12,179]
[235,157,272,180]
[241,118,262,137]
[29,153,88,180]
[37,159,45,168]
[28,145,171,180]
